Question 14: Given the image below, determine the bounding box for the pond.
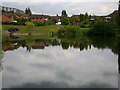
[1,35,119,88]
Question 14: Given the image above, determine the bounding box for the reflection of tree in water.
[2,36,118,53]
[61,41,69,49]
[0,50,3,71]
[89,36,118,54]
[51,39,60,46]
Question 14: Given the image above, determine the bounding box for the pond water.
[1,35,118,88]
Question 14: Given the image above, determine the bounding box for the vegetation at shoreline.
[87,21,116,36]
[56,26,89,38]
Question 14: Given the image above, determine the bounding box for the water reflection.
[2,35,118,54]
[2,35,118,88]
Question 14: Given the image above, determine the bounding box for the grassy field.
[2,25,89,36]
[2,25,62,35]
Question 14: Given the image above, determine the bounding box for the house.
[2,14,14,22]
[104,17,112,22]
[31,42,47,49]
[1,13,30,23]
[31,14,50,23]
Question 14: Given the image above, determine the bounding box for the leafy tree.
[85,12,88,20]
[70,16,80,26]
[88,20,115,36]
[45,20,53,25]
[61,16,69,25]
[25,22,34,35]
[57,26,80,38]
[61,10,67,17]
[80,14,85,22]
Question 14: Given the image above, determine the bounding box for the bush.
[88,21,115,36]
[34,22,45,26]
[61,16,70,25]
[25,22,34,32]
[45,20,53,25]
[57,26,80,38]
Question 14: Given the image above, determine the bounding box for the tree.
[25,22,34,35]
[80,14,85,22]
[25,8,28,14]
[56,14,59,17]
[85,12,88,19]
[25,7,32,16]
[61,16,69,25]
[70,16,80,26]
[61,10,67,17]
[88,20,115,36]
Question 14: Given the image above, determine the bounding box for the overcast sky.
[1,1,119,16]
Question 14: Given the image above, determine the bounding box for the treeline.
[60,10,91,28]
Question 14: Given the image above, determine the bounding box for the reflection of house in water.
[3,44,15,52]
[3,42,20,52]
[31,42,47,49]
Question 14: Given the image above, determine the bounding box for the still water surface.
[2,36,118,88]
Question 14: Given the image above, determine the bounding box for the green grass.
[2,25,89,36]
[2,25,62,35]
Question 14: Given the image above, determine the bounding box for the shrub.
[88,21,115,36]
[57,26,80,38]
[25,22,34,30]
[45,20,53,25]
[61,16,70,25]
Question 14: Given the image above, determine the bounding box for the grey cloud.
[2,2,118,16]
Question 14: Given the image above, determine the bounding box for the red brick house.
[2,13,30,22]
[31,14,50,23]
[31,17,45,23]
[2,14,14,22]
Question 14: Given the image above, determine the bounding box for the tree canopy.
[61,16,69,25]
[61,10,68,17]
[25,7,32,16]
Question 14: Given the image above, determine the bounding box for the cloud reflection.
[2,46,118,88]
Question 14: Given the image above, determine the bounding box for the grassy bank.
[2,25,89,36]
[2,25,62,35]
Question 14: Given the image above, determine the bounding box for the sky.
[1,1,119,16]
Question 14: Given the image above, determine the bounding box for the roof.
[31,14,50,19]
[2,13,29,17]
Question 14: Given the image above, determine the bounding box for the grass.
[2,25,89,36]
[2,25,62,35]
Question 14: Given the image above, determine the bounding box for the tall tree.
[28,7,32,16]
[61,10,67,17]
[25,8,28,14]
[25,7,32,16]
